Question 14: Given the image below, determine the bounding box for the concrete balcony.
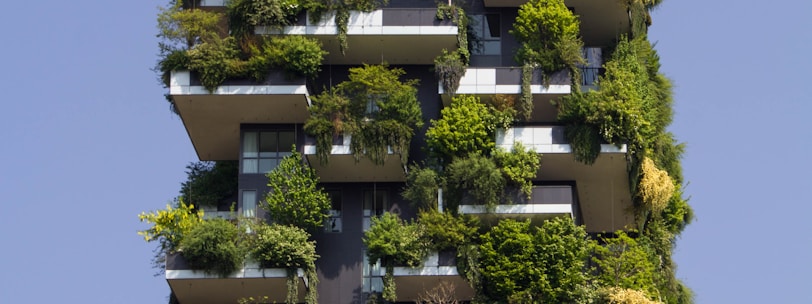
[256,9,458,64]
[391,251,475,302]
[169,70,311,161]
[439,67,571,123]
[494,126,633,233]
[458,185,578,226]
[165,253,307,304]
[483,0,630,46]
[303,134,406,182]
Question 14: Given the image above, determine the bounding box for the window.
[471,14,501,55]
[242,130,295,174]
[242,190,257,218]
[324,191,342,233]
[363,189,389,218]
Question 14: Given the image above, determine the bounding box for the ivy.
[263,147,331,231]
[435,49,466,96]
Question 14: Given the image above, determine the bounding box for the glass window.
[242,130,295,174]
[242,190,257,218]
[471,14,501,55]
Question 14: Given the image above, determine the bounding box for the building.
[161,0,647,303]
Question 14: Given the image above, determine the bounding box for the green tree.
[263,148,331,231]
[247,222,319,304]
[363,212,428,302]
[479,219,538,302]
[402,165,441,210]
[180,161,238,208]
[304,64,423,167]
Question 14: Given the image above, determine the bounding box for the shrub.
[426,95,497,159]
[187,35,242,92]
[266,35,327,78]
[418,210,478,252]
[180,218,244,277]
[638,157,675,213]
[180,161,238,208]
[493,142,541,200]
[137,200,203,253]
[447,154,505,210]
[592,231,658,298]
[511,0,583,74]
[402,165,441,210]
[248,222,319,304]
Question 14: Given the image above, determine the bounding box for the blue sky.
[0,0,809,303]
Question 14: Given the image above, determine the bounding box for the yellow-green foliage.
[157,3,222,50]
[604,287,663,304]
[493,142,541,200]
[511,0,584,74]
[426,95,503,158]
[638,157,675,213]
[137,199,203,251]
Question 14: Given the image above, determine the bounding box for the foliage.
[263,148,331,231]
[402,165,441,210]
[638,157,675,213]
[435,49,466,96]
[447,154,505,210]
[364,212,429,268]
[478,218,592,303]
[138,200,204,253]
[187,35,243,92]
[157,3,222,50]
[179,218,244,277]
[601,287,663,304]
[304,64,423,167]
[180,161,238,208]
[426,95,506,159]
[363,212,429,302]
[519,64,534,121]
[304,91,350,163]
[418,210,478,252]
[247,222,318,304]
[592,231,658,298]
[512,0,584,76]
[493,142,541,199]
[478,219,535,301]
[661,184,693,234]
[264,35,327,78]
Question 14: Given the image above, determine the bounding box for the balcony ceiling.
[305,154,407,182]
[168,277,305,304]
[316,35,458,65]
[173,94,310,161]
[484,0,630,46]
[539,152,633,233]
[393,276,475,302]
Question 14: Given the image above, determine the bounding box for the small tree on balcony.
[263,147,331,231]
[304,64,423,167]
